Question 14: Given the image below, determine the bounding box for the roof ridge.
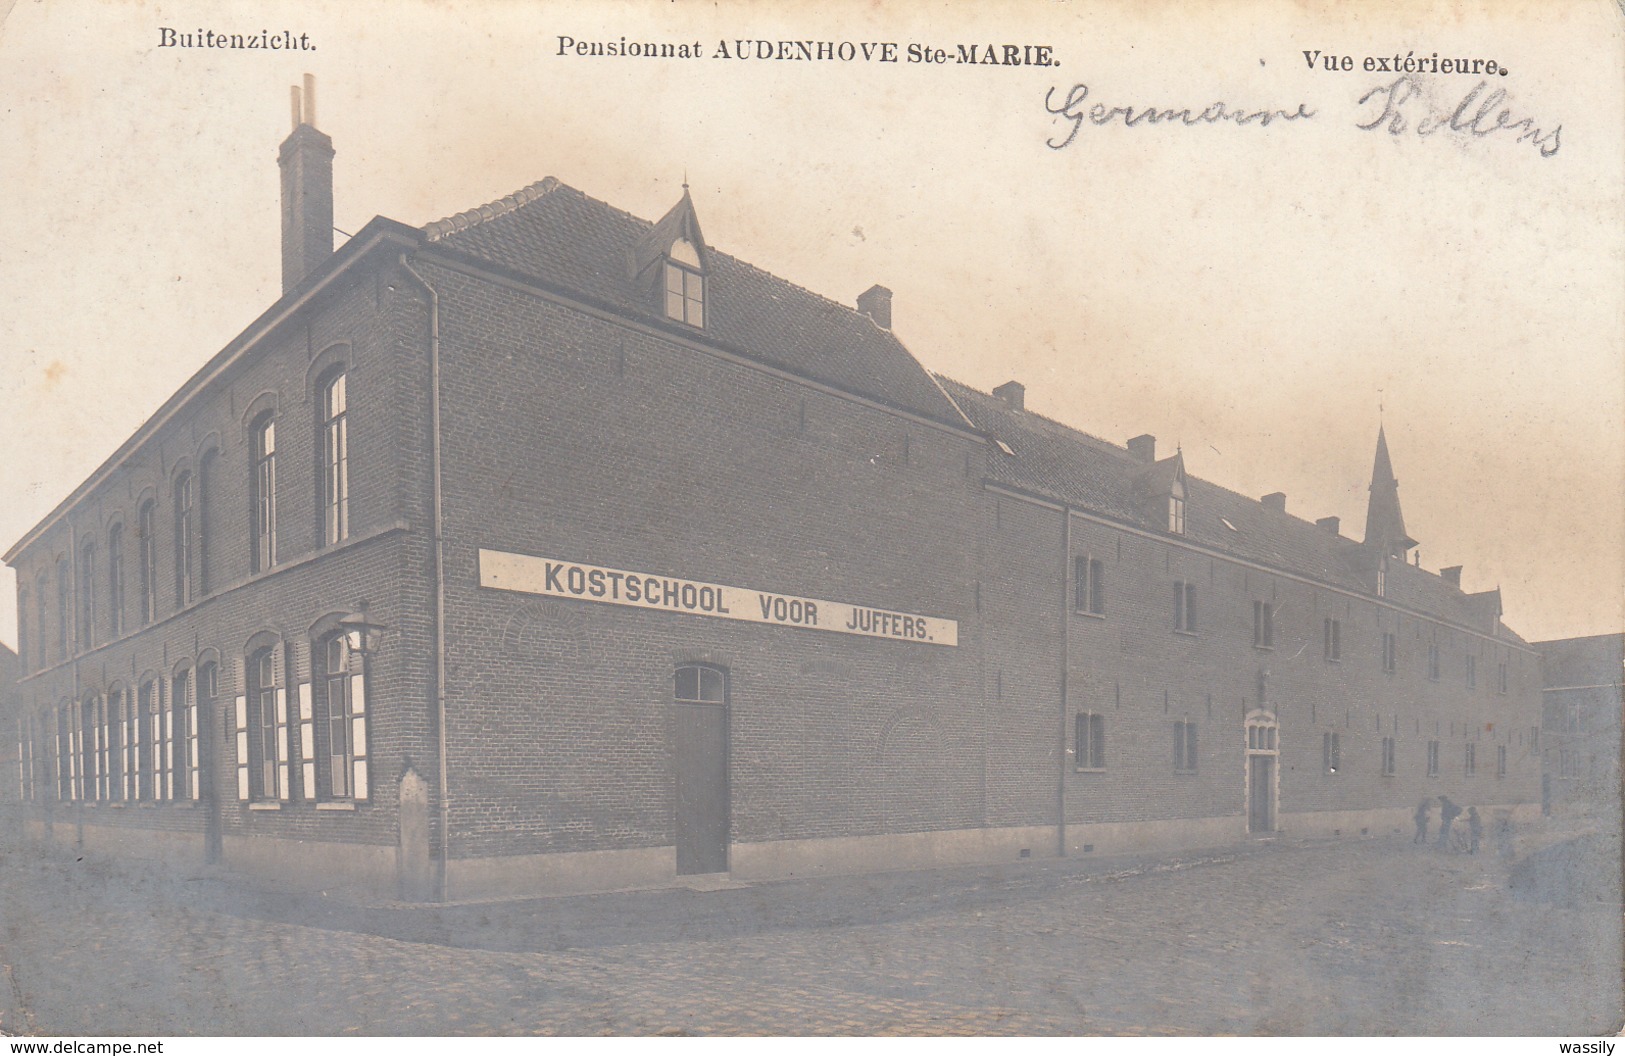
[423,176,561,241]
[934,374,1135,462]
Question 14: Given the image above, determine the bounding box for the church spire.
[1364,426,1416,559]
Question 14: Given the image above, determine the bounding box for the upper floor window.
[1380,736,1397,776]
[1498,662,1508,695]
[1074,556,1105,616]
[321,372,350,546]
[1173,581,1196,632]
[16,589,28,674]
[1168,479,1186,534]
[1252,601,1274,649]
[34,572,47,669]
[664,239,705,328]
[1496,744,1507,778]
[108,524,124,637]
[1323,617,1341,661]
[138,500,157,625]
[1382,631,1397,673]
[77,541,96,650]
[55,557,69,659]
[174,472,194,606]
[1322,731,1341,774]
[1465,653,1476,689]
[1427,643,1440,681]
[1464,742,1477,777]
[197,450,216,595]
[251,415,278,572]
[1426,738,1440,777]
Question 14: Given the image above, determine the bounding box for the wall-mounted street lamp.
[337,607,387,658]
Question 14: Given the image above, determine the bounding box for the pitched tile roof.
[423,180,968,428]
[938,376,1520,638]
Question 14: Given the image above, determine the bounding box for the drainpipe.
[398,254,449,902]
[1058,506,1070,858]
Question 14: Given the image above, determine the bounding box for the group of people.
[1413,795,1481,852]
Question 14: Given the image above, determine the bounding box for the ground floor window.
[1380,736,1396,776]
[1427,739,1440,777]
[1322,731,1340,774]
[1075,712,1105,769]
[1173,720,1197,771]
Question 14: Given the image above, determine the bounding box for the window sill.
[1324,656,1341,664]
[316,801,357,811]
[1253,644,1274,652]
[1073,767,1106,773]
[1173,629,1197,638]
[1073,610,1106,620]
[248,801,282,811]
[1173,768,1198,776]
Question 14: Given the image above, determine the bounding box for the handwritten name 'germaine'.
[1044,84,1315,149]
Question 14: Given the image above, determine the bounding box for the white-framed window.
[1074,556,1105,616]
[1075,712,1106,770]
[318,634,369,801]
[247,646,286,801]
[1174,581,1196,633]
[321,372,349,546]
[664,240,705,328]
[174,472,194,606]
[251,415,278,572]
[1168,479,1186,534]
[1174,720,1197,771]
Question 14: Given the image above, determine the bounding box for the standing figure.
[1413,797,1433,844]
[1467,806,1482,855]
[1436,795,1462,849]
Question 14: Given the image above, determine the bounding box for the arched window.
[55,557,69,660]
[138,500,157,625]
[106,686,126,801]
[246,646,284,800]
[198,450,216,594]
[170,668,193,801]
[56,702,74,802]
[80,694,102,801]
[16,588,27,675]
[250,415,278,572]
[675,663,726,704]
[108,524,124,637]
[34,572,47,670]
[78,540,96,650]
[316,633,368,800]
[136,678,156,801]
[195,661,216,802]
[664,239,705,328]
[320,371,349,546]
[174,471,194,606]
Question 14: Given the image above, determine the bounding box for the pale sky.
[1,0,1621,649]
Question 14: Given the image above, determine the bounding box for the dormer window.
[1168,479,1186,534]
[664,239,704,327]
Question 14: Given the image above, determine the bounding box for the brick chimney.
[1440,565,1463,588]
[1261,492,1286,513]
[279,74,334,294]
[992,380,1025,411]
[1127,434,1156,463]
[856,284,892,329]
[1315,516,1341,535]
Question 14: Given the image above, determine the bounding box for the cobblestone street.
[0,819,1618,1036]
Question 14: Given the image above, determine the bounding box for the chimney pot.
[1315,516,1341,535]
[856,284,892,329]
[1127,434,1156,463]
[1441,565,1462,587]
[279,75,335,294]
[1262,492,1287,513]
[992,380,1025,411]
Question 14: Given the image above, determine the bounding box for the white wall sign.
[479,549,958,647]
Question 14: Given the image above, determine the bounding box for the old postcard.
[0,0,1620,1040]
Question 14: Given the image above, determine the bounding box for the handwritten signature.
[1354,76,1561,157]
[1043,84,1316,150]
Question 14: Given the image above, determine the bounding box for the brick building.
[2,84,1543,899]
[1535,633,1623,813]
